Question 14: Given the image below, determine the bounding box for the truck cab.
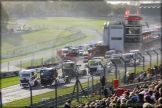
[62,48,69,54]
[19,69,38,88]
[71,48,79,55]
[122,53,140,66]
[40,68,58,86]
[91,56,105,65]
[88,59,103,75]
[105,50,116,58]
[83,56,89,63]
[129,50,142,61]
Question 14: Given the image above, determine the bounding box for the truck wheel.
[33,81,38,87]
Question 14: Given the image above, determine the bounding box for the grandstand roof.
[139,3,161,8]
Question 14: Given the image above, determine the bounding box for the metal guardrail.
[0,56,62,79]
[2,32,86,59]
[24,83,100,108]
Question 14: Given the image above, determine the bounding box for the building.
[103,21,124,51]
[103,14,142,52]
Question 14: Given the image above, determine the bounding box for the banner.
[125,10,130,16]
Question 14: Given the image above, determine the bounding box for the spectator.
[100,76,105,89]
[154,92,160,106]
[64,99,71,108]
[136,93,145,108]
[150,67,155,77]
[103,88,108,98]
[143,103,153,108]
[126,100,136,108]
[120,103,127,108]
[139,71,144,82]
[158,97,162,105]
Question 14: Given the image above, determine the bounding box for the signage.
[125,17,142,20]
[125,10,130,16]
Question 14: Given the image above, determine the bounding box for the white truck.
[19,69,38,88]
[122,53,141,66]
[88,59,103,75]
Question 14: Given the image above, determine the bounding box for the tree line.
[1,1,139,19]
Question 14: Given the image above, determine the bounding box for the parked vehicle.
[88,59,103,75]
[19,69,38,88]
[111,54,122,59]
[79,50,84,56]
[71,48,79,55]
[122,53,141,66]
[105,50,116,58]
[83,56,89,63]
[62,48,69,54]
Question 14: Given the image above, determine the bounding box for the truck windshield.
[123,55,132,59]
[111,54,120,58]
[20,74,30,77]
[106,52,111,54]
[62,50,68,54]
[84,56,88,59]
[40,70,51,76]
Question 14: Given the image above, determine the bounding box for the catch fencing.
[2,32,86,59]
[24,83,101,108]
[0,56,62,79]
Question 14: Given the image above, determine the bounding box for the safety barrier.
[0,57,62,79]
[24,83,100,108]
[2,32,86,59]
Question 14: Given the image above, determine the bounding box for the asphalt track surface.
[1,18,161,104]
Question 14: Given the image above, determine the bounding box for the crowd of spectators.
[64,63,162,108]
[67,80,162,108]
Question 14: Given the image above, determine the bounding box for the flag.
[125,10,130,16]
[136,10,140,15]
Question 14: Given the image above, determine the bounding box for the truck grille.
[20,80,29,83]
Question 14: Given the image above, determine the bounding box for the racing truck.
[62,61,87,79]
[19,69,39,88]
[88,59,103,75]
[40,67,70,87]
[122,53,141,66]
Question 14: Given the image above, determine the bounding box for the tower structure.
[124,13,142,52]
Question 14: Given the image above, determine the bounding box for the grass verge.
[1,73,40,89]
[1,33,93,64]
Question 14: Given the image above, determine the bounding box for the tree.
[1,2,9,33]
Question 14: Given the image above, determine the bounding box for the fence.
[0,56,62,79]
[24,83,100,108]
[2,32,86,59]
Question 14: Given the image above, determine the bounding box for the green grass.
[16,56,59,69]
[2,17,106,63]
[1,29,73,57]
[3,60,161,107]
[1,73,40,89]
[1,33,93,63]
[27,17,105,32]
